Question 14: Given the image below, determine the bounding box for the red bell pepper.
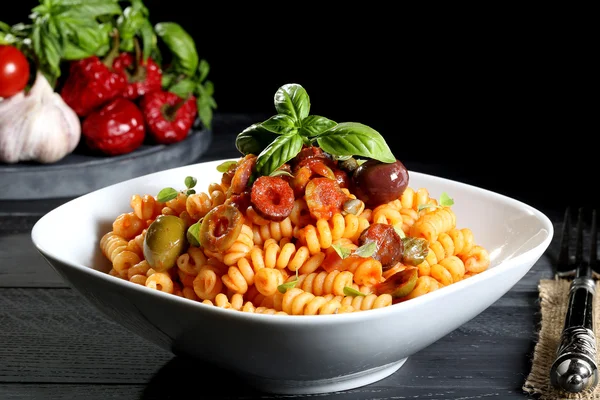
[112,52,162,100]
[81,98,146,156]
[139,90,197,145]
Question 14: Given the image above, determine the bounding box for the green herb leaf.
[417,203,436,212]
[343,286,366,296]
[440,192,454,207]
[167,78,196,98]
[353,241,377,258]
[157,187,178,203]
[216,160,238,173]
[261,114,298,135]
[184,176,197,189]
[255,133,303,177]
[298,115,337,137]
[187,220,201,247]
[235,124,279,156]
[274,83,310,122]
[196,78,216,130]
[332,243,351,259]
[269,169,294,178]
[393,223,406,238]
[316,122,395,163]
[154,22,198,77]
[186,189,196,195]
[277,279,298,294]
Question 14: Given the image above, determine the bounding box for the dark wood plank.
[0,287,538,398]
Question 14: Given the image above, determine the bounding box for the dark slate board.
[0,127,212,200]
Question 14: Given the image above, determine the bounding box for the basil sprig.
[235,83,396,177]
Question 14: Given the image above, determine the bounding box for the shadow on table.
[140,356,266,400]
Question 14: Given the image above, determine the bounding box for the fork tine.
[557,207,571,275]
[591,209,598,273]
[575,207,584,266]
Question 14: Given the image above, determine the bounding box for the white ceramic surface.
[31,159,554,395]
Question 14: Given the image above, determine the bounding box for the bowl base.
[239,358,407,395]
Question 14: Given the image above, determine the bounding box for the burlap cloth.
[524,278,600,399]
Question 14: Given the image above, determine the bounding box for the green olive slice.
[143,215,187,272]
[199,204,243,252]
[375,268,418,298]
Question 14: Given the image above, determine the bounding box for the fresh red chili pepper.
[60,34,127,117]
[81,98,146,156]
[112,52,162,100]
[139,90,197,145]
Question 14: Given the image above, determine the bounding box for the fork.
[550,207,599,393]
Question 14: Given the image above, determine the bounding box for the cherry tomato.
[0,45,30,98]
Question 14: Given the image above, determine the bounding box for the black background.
[3,3,594,214]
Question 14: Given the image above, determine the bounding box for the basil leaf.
[187,221,201,247]
[196,80,216,130]
[184,176,197,189]
[157,188,178,203]
[274,83,310,122]
[354,241,377,258]
[440,192,454,207]
[235,124,279,156]
[277,279,298,294]
[332,243,351,259]
[167,78,196,98]
[216,160,238,173]
[343,286,366,297]
[57,1,122,19]
[261,114,297,135]
[298,115,337,137]
[32,23,62,86]
[155,22,198,77]
[316,122,396,163]
[255,133,303,177]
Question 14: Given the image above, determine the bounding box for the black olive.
[350,159,409,207]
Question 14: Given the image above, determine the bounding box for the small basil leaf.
[278,279,298,294]
[235,124,279,156]
[298,115,337,137]
[186,189,196,195]
[216,160,238,173]
[316,122,396,163]
[154,22,198,77]
[187,220,201,247]
[157,187,178,203]
[354,241,377,258]
[184,176,197,189]
[274,83,310,122]
[332,243,351,259]
[440,192,454,207]
[417,203,437,212]
[261,114,298,134]
[255,133,303,177]
[393,223,406,238]
[343,286,366,297]
[269,169,294,178]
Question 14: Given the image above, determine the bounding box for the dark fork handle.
[550,276,599,392]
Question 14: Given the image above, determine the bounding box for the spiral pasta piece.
[100,232,128,262]
[290,270,354,296]
[254,267,286,296]
[193,265,224,301]
[400,187,438,211]
[251,217,294,245]
[340,256,383,287]
[145,272,174,293]
[274,288,342,315]
[340,293,392,311]
[297,213,370,255]
[112,212,145,240]
[430,255,466,286]
[461,245,490,274]
[162,192,188,216]
[130,194,162,223]
[403,275,442,300]
[409,206,456,242]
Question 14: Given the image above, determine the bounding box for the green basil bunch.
[236,83,396,177]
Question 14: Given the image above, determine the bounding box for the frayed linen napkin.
[524,278,600,399]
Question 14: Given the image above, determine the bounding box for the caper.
[339,157,359,173]
[343,198,365,216]
[401,237,429,266]
[143,215,188,272]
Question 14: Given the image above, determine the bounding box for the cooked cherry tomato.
[305,177,348,220]
[358,223,403,270]
[0,45,30,98]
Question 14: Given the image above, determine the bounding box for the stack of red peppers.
[60,38,198,156]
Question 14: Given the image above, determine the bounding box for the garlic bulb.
[0,71,81,164]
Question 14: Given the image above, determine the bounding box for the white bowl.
[31,159,553,395]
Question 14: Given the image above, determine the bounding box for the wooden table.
[0,113,562,400]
